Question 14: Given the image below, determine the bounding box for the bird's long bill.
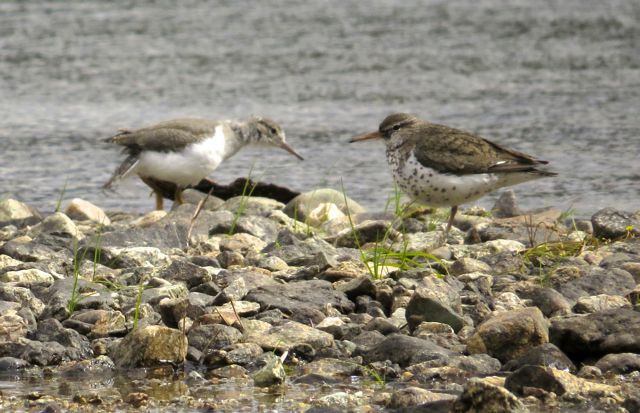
[280,142,304,160]
[349,131,383,143]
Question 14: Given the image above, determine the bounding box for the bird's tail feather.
[103,155,139,190]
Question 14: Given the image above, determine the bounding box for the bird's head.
[248,117,304,160]
[350,113,421,147]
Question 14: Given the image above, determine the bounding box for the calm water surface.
[1,0,639,216]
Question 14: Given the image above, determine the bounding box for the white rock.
[65,198,111,225]
[0,268,55,287]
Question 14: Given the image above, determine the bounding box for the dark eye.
[392,125,400,131]
[269,127,277,134]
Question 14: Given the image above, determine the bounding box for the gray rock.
[283,189,366,222]
[187,324,242,352]
[466,307,549,363]
[43,278,115,320]
[452,378,528,413]
[58,355,116,377]
[407,353,502,376]
[0,309,28,341]
[592,207,640,239]
[30,212,80,239]
[300,357,363,378]
[262,231,341,267]
[216,250,245,268]
[158,297,189,328]
[1,337,79,366]
[403,231,446,252]
[219,233,267,254]
[502,343,576,373]
[406,288,464,333]
[91,204,233,251]
[113,325,187,368]
[388,386,454,409]
[245,280,355,325]
[550,309,640,361]
[0,237,70,263]
[556,267,635,305]
[334,276,376,300]
[0,199,41,227]
[66,309,127,338]
[332,220,398,248]
[64,198,111,225]
[223,342,264,366]
[350,330,386,350]
[0,356,30,371]
[505,365,617,397]
[516,286,572,317]
[491,190,523,218]
[176,189,224,210]
[157,259,212,289]
[251,352,286,387]
[0,268,55,287]
[573,294,632,313]
[450,257,493,276]
[33,318,93,360]
[360,334,456,368]
[140,283,188,306]
[220,196,285,216]
[243,319,334,353]
[0,285,45,317]
[594,352,640,374]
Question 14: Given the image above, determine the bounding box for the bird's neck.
[225,121,257,157]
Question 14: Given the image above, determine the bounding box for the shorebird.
[350,113,556,233]
[103,116,303,210]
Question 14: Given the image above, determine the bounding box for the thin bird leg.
[174,187,184,205]
[154,191,164,210]
[446,205,458,234]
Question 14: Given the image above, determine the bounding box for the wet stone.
[505,365,619,397]
[187,324,242,352]
[251,352,286,387]
[452,378,528,413]
[594,353,640,374]
[113,325,187,368]
[360,334,456,368]
[388,386,455,409]
[502,343,576,373]
[243,319,334,353]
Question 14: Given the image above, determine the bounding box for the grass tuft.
[228,168,258,235]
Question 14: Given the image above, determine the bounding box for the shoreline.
[1,189,639,412]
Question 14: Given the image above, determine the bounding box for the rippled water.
[1,0,639,216]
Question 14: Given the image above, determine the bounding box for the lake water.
[1,0,639,217]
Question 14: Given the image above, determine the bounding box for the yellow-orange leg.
[154,191,164,210]
[174,187,184,205]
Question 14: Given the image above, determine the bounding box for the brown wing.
[105,119,218,153]
[413,123,548,175]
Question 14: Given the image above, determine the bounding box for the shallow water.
[1,0,639,216]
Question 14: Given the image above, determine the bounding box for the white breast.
[136,125,227,187]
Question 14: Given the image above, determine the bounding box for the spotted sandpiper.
[104,116,304,210]
[350,113,557,233]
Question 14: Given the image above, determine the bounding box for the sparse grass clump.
[341,180,446,279]
[228,169,258,235]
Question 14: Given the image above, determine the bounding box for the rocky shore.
[1,188,639,412]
